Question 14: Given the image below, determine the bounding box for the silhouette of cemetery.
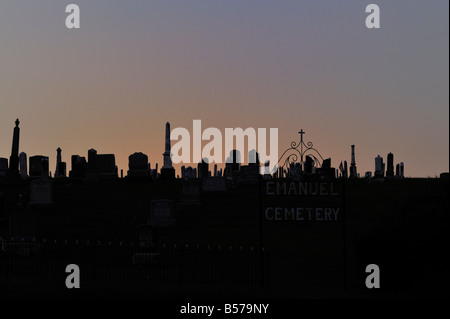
[1,118,448,299]
[0,118,408,184]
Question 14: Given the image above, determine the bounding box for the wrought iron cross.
[298,129,305,143]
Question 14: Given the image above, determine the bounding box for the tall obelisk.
[56,147,62,177]
[160,122,175,179]
[7,119,20,177]
[350,145,357,178]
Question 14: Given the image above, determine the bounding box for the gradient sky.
[0,0,448,177]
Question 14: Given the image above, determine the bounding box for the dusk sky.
[0,0,448,177]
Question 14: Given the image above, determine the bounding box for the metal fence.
[0,237,266,290]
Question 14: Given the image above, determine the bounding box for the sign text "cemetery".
[265,207,340,221]
[263,181,344,222]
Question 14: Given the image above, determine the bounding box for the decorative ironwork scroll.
[276,129,324,172]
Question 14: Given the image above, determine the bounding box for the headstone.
[29,156,41,177]
[161,122,175,179]
[69,155,88,179]
[7,119,20,177]
[304,156,314,174]
[88,148,97,170]
[293,163,302,179]
[289,162,295,177]
[202,176,227,192]
[224,163,233,179]
[197,158,209,178]
[55,148,62,177]
[29,179,53,206]
[29,156,49,178]
[128,152,148,171]
[96,154,117,179]
[318,158,335,179]
[343,160,348,178]
[350,145,357,178]
[127,152,149,178]
[19,152,27,179]
[374,155,384,178]
[263,160,271,178]
[231,150,241,175]
[0,158,8,177]
[248,150,260,166]
[322,158,331,170]
[149,200,176,227]
[71,155,79,171]
[41,157,49,179]
[184,166,195,179]
[59,162,67,178]
[386,153,394,177]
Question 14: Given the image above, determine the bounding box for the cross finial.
[15,118,20,127]
[298,129,305,142]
